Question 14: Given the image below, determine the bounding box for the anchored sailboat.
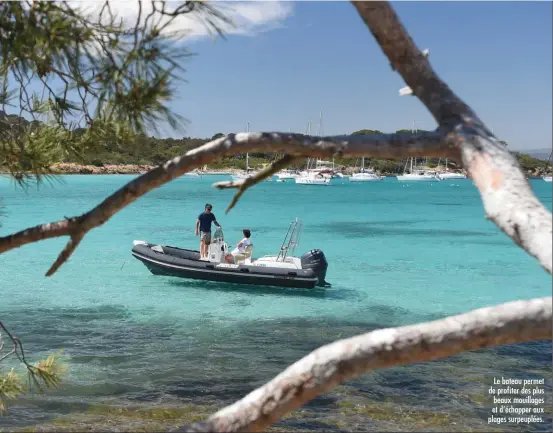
[543,151,552,182]
[349,157,383,182]
[396,121,440,182]
[230,123,266,182]
[437,157,467,180]
[295,114,332,185]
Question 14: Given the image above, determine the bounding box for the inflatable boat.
[131,218,329,289]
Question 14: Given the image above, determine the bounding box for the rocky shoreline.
[47,163,246,175]
[2,162,549,178]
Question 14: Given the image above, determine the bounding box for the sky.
[8,1,552,151]
[147,0,551,151]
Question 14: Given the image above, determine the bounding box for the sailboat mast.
[306,121,312,170]
[317,110,323,168]
[411,120,416,171]
[246,122,250,171]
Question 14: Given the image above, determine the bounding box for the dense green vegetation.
[1,112,549,174]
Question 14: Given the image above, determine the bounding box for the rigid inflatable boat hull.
[132,244,321,289]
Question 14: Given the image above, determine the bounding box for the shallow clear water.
[0,175,551,431]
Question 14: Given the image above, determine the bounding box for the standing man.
[195,203,222,260]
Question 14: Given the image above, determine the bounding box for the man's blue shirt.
[198,212,216,232]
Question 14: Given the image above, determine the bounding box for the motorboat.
[543,176,552,183]
[131,219,329,289]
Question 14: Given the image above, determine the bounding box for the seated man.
[225,229,252,264]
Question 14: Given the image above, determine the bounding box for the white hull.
[397,174,440,182]
[295,176,331,186]
[276,173,299,181]
[438,172,467,180]
[184,172,201,177]
[349,173,382,182]
[231,173,251,181]
[231,172,270,182]
[543,176,552,183]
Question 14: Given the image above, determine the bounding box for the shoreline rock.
[49,163,154,175]
[47,163,248,175]
[1,162,549,178]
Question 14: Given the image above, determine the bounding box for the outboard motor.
[301,249,330,287]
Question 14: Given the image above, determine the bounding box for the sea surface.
[0,174,551,432]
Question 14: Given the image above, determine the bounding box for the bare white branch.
[0,1,551,432]
[172,297,552,432]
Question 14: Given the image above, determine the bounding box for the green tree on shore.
[0,0,228,182]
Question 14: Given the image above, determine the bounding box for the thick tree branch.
[351,1,552,273]
[171,297,552,432]
[0,131,447,275]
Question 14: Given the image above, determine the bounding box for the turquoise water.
[0,175,551,431]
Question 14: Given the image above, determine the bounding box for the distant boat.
[295,113,334,186]
[231,122,254,181]
[230,122,268,182]
[184,171,201,177]
[397,157,440,182]
[543,151,552,182]
[295,170,332,186]
[276,169,299,182]
[396,121,439,182]
[438,158,467,180]
[349,157,383,182]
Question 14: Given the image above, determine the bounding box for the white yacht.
[349,157,383,182]
[543,151,552,182]
[397,158,440,182]
[295,117,333,186]
[295,159,333,186]
[276,169,299,182]
[437,158,467,180]
[295,171,331,185]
